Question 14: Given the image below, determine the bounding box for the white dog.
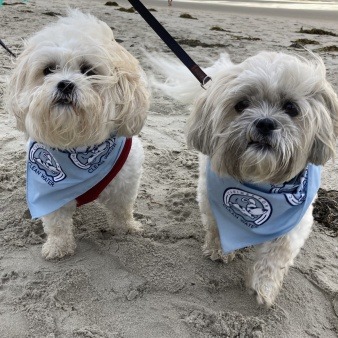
[149,51,338,306]
[7,10,150,260]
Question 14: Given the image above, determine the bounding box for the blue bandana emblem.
[28,138,119,184]
[206,161,322,253]
[27,135,127,218]
[270,167,309,206]
[68,138,118,173]
[223,188,272,228]
[29,143,66,183]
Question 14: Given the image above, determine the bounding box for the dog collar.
[27,135,132,218]
[207,161,321,253]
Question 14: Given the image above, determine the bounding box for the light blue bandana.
[207,161,321,254]
[27,136,128,218]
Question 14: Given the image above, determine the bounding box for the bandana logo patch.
[29,142,66,183]
[270,168,308,206]
[223,188,272,228]
[68,138,117,173]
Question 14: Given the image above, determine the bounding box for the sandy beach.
[0,0,337,337]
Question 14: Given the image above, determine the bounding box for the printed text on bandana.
[28,138,118,187]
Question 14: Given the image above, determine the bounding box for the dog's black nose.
[57,80,75,95]
[255,118,277,136]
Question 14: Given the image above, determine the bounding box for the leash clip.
[201,76,212,90]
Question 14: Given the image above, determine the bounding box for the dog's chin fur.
[210,108,310,184]
[149,50,338,306]
[7,10,150,260]
[24,78,111,148]
[7,9,150,149]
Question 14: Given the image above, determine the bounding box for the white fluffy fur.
[150,51,338,306]
[7,10,150,259]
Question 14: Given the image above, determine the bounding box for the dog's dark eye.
[283,101,299,117]
[80,64,96,76]
[234,100,250,113]
[43,65,57,76]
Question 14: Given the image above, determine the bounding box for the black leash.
[0,38,16,57]
[127,0,211,88]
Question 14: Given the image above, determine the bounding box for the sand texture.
[0,0,337,337]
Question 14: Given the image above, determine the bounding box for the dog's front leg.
[201,213,235,263]
[41,201,76,259]
[198,155,235,263]
[105,197,141,235]
[99,138,144,235]
[247,205,314,307]
[101,176,142,235]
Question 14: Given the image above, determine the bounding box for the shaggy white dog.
[149,51,338,306]
[7,10,150,259]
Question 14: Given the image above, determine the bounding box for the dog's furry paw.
[111,220,143,236]
[247,275,281,307]
[128,220,143,234]
[41,235,76,260]
[202,245,235,263]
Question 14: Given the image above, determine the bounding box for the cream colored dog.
[149,51,338,306]
[7,10,150,259]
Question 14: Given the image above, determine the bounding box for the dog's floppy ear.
[6,45,34,133]
[186,70,238,156]
[186,91,215,155]
[308,82,338,165]
[110,43,150,137]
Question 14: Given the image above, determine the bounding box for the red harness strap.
[76,138,132,207]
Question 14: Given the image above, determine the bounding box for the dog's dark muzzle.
[54,80,76,105]
[254,118,277,136]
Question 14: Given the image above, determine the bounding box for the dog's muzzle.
[255,118,277,136]
[54,80,76,105]
[248,118,278,150]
